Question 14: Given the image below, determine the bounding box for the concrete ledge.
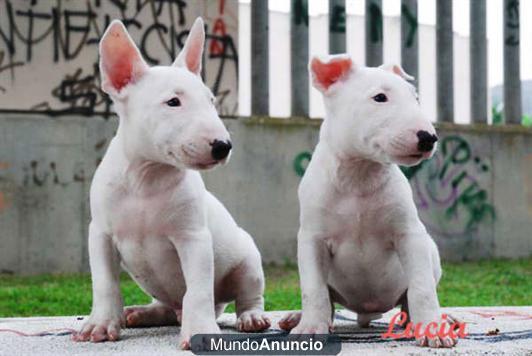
[6,113,530,134]
[0,307,530,355]
[233,116,532,135]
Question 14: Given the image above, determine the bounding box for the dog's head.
[310,55,437,166]
[99,18,231,170]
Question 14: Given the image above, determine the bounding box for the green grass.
[437,258,531,306]
[0,259,530,317]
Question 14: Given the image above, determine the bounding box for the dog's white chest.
[112,192,174,238]
[106,164,190,240]
[103,172,192,306]
[329,192,398,245]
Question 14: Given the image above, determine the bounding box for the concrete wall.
[0,116,530,274]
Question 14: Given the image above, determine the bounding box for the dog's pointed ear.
[99,20,149,97]
[379,63,414,81]
[310,55,354,93]
[173,17,205,75]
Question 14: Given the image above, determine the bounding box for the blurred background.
[0,0,530,316]
[241,0,532,123]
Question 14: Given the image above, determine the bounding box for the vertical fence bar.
[436,0,454,122]
[470,0,488,124]
[251,0,269,115]
[329,0,346,54]
[291,0,309,117]
[366,0,383,67]
[503,0,522,124]
[401,0,418,84]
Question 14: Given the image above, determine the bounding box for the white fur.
[280,56,457,348]
[74,18,269,349]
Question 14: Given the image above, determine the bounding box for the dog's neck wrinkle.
[112,128,185,196]
[319,135,392,196]
[125,160,184,197]
[333,155,392,196]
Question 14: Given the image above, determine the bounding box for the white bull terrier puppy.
[279,55,458,348]
[73,18,269,349]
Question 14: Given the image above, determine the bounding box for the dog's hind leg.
[233,236,271,332]
[124,299,178,327]
[278,311,301,331]
[234,273,271,332]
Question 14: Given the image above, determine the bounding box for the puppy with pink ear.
[279,55,458,348]
[73,18,269,349]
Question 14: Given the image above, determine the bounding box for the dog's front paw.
[236,310,271,332]
[289,319,331,335]
[72,315,124,342]
[414,314,461,348]
[179,322,221,350]
[416,335,457,348]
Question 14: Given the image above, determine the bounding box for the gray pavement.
[0,306,531,355]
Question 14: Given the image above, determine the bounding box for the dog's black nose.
[210,140,232,160]
[416,130,438,152]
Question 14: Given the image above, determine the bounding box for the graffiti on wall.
[22,160,85,187]
[401,4,417,48]
[292,0,308,27]
[0,0,238,117]
[292,135,496,237]
[403,135,496,236]
[367,1,382,44]
[293,151,311,177]
[505,0,520,47]
[329,1,345,33]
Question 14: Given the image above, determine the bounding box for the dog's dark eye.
[373,93,388,103]
[166,97,181,107]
